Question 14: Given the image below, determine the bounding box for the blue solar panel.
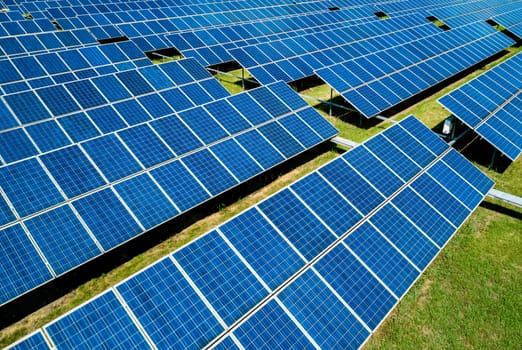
[181,149,238,196]
[25,205,101,275]
[73,188,142,251]
[441,149,494,196]
[249,87,291,117]
[291,172,362,237]
[0,128,38,164]
[117,258,224,349]
[296,108,338,140]
[87,106,127,133]
[344,222,419,298]
[91,75,132,102]
[319,158,384,216]
[82,135,142,182]
[370,204,438,270]
[365,134,422,182]
[45,291,149,348]
[118,124,173,168]
[0,158,64,217]
[279,269,370,349]
[178,107,228,144]
[58,112,100,142]
[6,331,50,350]
[232,299,315,350]
[278,114,321,148]
[3,90,51,123]
[220,208,305,290]
[116,70,154,96]
[26,120,71,153]
[113,99,151,125]
[41,145,106,198]
[150,160,211,213]
[382,124,436,168]
[314,243,397,330]
[66,79,108,109]
[258,189,336,261]
[0,224,53,305]
[138,65,174,90]
[151,114,203,155]
[138,94,174,118]
[235,130,285,169]
[210,139,262,181]
[115,173,179,230]
[227,93,272,125]
[258,122,304,158]
[410,173,471,227]
[204,99,251,134]
[36,85,80,116]
[174,231,268,326]
[426,161,484,209]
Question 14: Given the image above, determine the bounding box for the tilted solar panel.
[438,52,521,160]
[6,115,494,349]
[0,76,338,306]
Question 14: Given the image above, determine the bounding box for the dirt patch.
[418,279,433,309]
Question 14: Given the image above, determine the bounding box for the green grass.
[2,47,521,349]
[364,200,522,349]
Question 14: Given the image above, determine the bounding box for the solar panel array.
[228,14,442,85]
[316,22,514,118]
[494,6,522,38]
[7,116,495,350]
[0,69,338,306]
[438,53,521,160]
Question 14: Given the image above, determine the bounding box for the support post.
[242,68,245,91]
[329,89,333,117]
[489,148,497,169]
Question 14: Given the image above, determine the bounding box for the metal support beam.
[331,136,359,149]
[489,148,497,169]
[488,189,522,208]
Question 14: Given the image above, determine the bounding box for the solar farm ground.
[1,47,521,349]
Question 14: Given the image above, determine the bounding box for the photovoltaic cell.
[0,224,53,305]
[279,269,370,349]
[259,189,336,261]
[370,204,438,270]
[220,208,305,290]
[181,150,238,196]
[344,222,419,298]
[45,291,149,348]
[40,145,106,198]
[73,188,142,251]
[0,158,64,217]
[5,331,50,350]
[0,129,38,164]
[25,205,101,275]
[233,299,315,350]
[115,174,178,230]
[81,135,142,182]
[117,258,224,349]
[319,158,384,216]
[314,244,397,330]
[234,130,285,169]
[291,173,362,237]
[174,232,269,326]
[26,121,71,153]
[210,139,262,182]
[150,160,211,213]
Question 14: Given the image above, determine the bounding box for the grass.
[1,48,521,348]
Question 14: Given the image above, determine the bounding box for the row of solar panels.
[1,0,503,58]
[438,52,522,160]
[316,22,514,117]
[7,116,495,350]
[0,78,338,306]
[230,14,442,85]
[169,12,434,68]
[0,40,151,95]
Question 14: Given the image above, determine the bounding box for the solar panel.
[0,78,337,306]
[8,115,495,349]
[316,22,515,118]
[438,53,522,160]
